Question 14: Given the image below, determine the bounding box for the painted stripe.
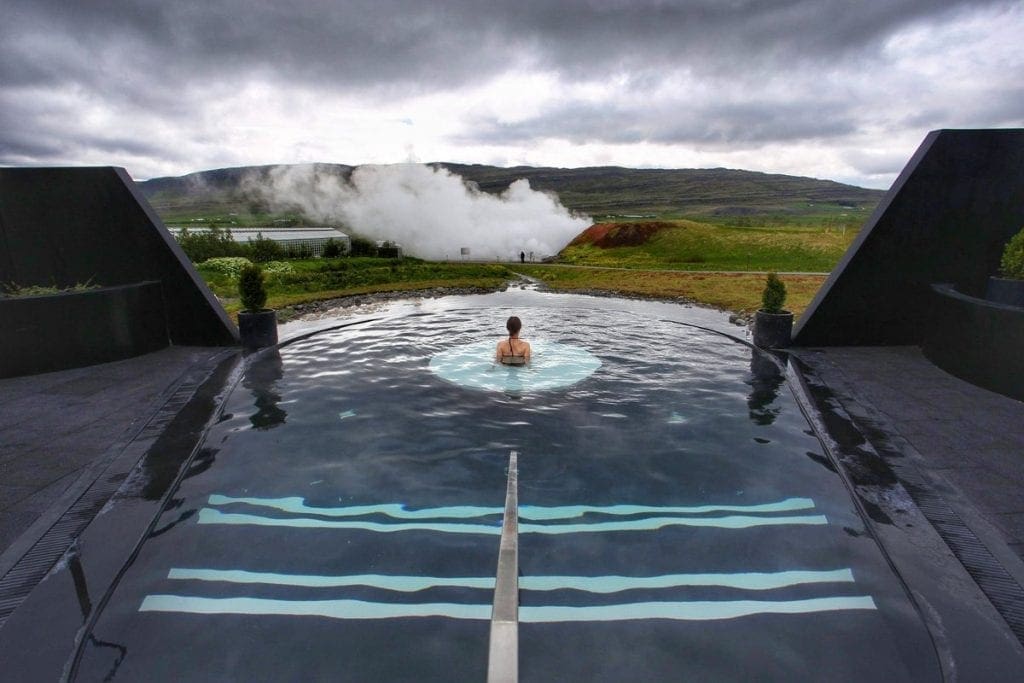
[197,508,827,533]
[520,597,877,622]
[168,568,495,591]
[207,494,816,520]
[522,569,853,592]
[521,515,827,533]
[167,568,855,592]
[197,508,500,534]
[140,595,490,620]
[139,595,876,622]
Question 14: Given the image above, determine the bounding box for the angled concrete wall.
[0,167,237,347]
[794,129,1024,346]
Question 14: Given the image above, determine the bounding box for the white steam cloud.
[249,164,591,260]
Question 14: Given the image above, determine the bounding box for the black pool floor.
[2,317,1024,679]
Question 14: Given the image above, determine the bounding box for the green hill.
[560,219,855,272]
[138,162,884,223]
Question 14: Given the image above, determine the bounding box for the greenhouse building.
[168,226,350,256]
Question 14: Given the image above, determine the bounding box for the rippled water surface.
[76,303,939,681]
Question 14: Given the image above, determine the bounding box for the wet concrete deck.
[0,346,234,575]
[794,346,1024,570]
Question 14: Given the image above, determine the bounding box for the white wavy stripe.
[139,595,876,622]
[167,567,855,592]
[206,494,817,520]
[196,508,828,533]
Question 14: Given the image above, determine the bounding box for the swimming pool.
[64,299,939,680]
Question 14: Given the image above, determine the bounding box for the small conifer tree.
[239,263,268,312]
[761,272,787,313]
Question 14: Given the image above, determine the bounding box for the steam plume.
[248,164,591,260]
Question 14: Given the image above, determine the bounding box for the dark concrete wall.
[0,167,237,346]
[0,281,170,378]
[923,285,1024,402]
[794,129,1024,346]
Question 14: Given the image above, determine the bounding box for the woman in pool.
[496,316,531,365]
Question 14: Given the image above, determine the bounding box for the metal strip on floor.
[488,450,519,683]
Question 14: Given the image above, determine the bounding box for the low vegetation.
[510,265,824,319]
[185,216,851,321]
[0,281,101,298]
[196,257,513,317]
[558,219,856,273]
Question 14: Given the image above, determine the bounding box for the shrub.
[999,227,1024,280]
[377,241,401,259]
[319,259,350,272]
[349,235,376,257]
[261,260,294,284]
[321,239,342,258]
[239,263,268,311]
[283,243,312,259]
[176,225,247,262]
[761,272,787,313]
[250,232,283,263]
[262,260,294,275]
[200,256,253,279]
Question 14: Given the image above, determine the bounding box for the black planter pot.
[753,310,793,349]
[985,277,1024,308]
[238,309,279,349]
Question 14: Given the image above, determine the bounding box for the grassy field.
[187,211,857,322]
[558,218,857,273]
[510,265,825,320]
[198,258,513,317]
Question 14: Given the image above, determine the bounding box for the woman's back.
[497,337,530,365]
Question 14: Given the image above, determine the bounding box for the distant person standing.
[520,251,525,264]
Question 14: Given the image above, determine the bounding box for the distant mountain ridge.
[138,162,884,219]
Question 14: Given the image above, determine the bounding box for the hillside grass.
[512,265,825,319]
[186,213,854,321]
[557,218,857,272]
[197,258,512,317]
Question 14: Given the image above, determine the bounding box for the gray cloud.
[1,0,1020,181]
[2,0,1002,94]
[459,99,859,147]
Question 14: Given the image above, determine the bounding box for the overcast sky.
[2,0,1021,188]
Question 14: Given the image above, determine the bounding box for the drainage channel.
[787,354,1024,648]
[0,350,237,630]
[488,450,519,683]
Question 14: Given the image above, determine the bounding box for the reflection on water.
[69,545,128,679]
[746,351,786,426]
[244,350,287,429]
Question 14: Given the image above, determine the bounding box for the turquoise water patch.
[428,339,601,392]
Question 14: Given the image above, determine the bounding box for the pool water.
[73,303,939,681]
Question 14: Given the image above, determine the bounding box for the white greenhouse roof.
[169,226,348,241]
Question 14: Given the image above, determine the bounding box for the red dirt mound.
[568,222,674,249]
